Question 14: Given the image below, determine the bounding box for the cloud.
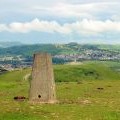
[8,19,71,34]
[111,15,120,21]
[0,1,120,21]
[0,18,120,36]
[0,24,8,32]
[30,2,120,20]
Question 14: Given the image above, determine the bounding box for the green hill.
[0,62,120,120]
[54,62,120,82]
[0,43,120,56]
[0,62,120,83]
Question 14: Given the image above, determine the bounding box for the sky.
[0,0,120,44]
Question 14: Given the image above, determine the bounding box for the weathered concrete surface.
[29,53,56,103]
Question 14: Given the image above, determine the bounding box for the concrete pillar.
[29,53,56,103]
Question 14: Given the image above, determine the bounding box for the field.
[0,61,120,120]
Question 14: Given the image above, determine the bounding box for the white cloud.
[8,19,71,34]
[111,15,120,21]
[31,2,120,19]
[0,18,120,35]
[0,1,120,21]
[0,24,8,32]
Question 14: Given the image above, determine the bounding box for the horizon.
[0,41,120,46]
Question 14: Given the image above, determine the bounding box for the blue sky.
[0,0,120,44]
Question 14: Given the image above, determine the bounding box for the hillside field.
[0,43,120,56]
[0,61,120,120]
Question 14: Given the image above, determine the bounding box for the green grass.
[0,62,120,120]
[54,62,120,82]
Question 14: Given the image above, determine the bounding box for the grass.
[54,61,120,82]
[0,62,120,120]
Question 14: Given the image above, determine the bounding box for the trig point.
[29,53,56,103]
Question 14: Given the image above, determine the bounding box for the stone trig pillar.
[29,53,56,103]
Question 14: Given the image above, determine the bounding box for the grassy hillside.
[0,44,62,56]
[0,43,120,56]
[0,62,120,120]
[54,62,120,82]
[0,62,119,82]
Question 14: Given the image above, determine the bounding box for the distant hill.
[0,41,23,48]
[0,43,120,57]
